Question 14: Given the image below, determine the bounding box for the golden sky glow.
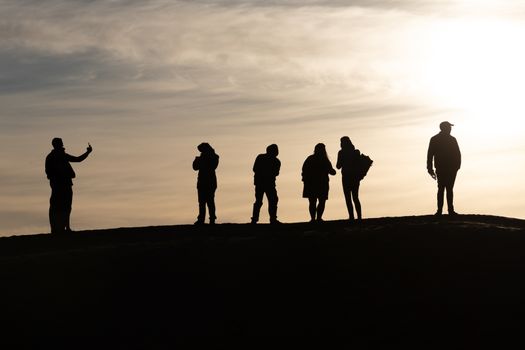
[1,1,525,235]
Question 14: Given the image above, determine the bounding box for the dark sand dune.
[1,215,525,345]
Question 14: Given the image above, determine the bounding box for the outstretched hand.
[87,143,93,153]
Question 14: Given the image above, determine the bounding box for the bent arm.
[66,151,90,163]
[328,161,336,176]
[336,151,342,169]
[192,157,200,170]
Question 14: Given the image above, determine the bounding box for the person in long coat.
[302,143,336,222]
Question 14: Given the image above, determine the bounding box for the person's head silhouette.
[440,121,453,135]
[314,143,327,157]
[266,144,279,157]
[52,138,64,151]
[340,136,355,151]
[198,142,214,154]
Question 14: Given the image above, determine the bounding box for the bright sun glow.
[421,19,525,136]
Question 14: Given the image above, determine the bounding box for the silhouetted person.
[427,121,461,216]
[251,144,281,224]
[45,138,92,234]
[193,143,219,224]
[302,143,336,222]
[336,136,362,221]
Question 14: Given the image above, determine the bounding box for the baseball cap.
[440,121,454,130]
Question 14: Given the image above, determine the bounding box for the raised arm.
[66,143,92,162]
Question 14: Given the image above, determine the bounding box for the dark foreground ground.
[1,215,525,345]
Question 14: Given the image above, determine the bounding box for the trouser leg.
[266,187,278,222]
[352,183,361,220]
[343,186,354,219]
[50,184,71,233]
[208,191,216,222]
[252,187,264,223]
[343,177,354,219]
[197,188,206,222]
[64,186,73,230]
[308,198,316,221]
[49,186,60,233]
[437,185,445,213]
[436,172,445,213]
[446,172,457,212]
[317,199,326,220]
[437,170,457,213]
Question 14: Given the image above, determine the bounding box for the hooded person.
[193,142,219,224]
[251,144,281,224]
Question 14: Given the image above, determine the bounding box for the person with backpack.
[336,136,364,222]
[302,143,336,222]
[251,144,281,224]
[193,142,219,224]
[427,121,461,216]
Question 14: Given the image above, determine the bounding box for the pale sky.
[2,0,525,236]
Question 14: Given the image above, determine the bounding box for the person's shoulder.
[429,133,441,143]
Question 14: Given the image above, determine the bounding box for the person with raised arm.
[45,138,92,234]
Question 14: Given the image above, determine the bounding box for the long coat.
[302,155,336,200]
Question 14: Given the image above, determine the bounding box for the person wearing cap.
[427,121,461,216]
[193,142,219,224]
[251,144,281,224]
[45,138,93,233]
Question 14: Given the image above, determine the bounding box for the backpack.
[356,150,373,180]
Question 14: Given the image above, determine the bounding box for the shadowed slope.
[1,215,524,345]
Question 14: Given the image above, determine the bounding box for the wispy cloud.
[1,0,524,235]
